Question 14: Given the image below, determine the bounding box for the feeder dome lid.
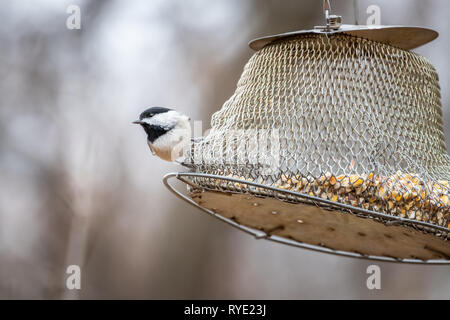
[249,24,439,51]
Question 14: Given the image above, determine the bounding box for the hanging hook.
[316,0,342,31]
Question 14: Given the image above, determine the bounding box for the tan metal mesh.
[185,33,450,230]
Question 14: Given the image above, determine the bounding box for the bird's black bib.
[142,124,171,143]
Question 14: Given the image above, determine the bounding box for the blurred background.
[0,0,449,299]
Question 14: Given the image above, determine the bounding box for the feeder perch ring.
[163,172,450,264]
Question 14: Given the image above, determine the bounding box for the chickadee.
[133,106,191,162]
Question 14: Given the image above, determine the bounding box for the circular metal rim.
[248,24,439,51]
[163,172,450,265]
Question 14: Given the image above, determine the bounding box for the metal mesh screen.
[185,33,450,230]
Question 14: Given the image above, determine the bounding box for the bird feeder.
[164,5,450,264]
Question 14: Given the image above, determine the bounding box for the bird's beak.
[132,120,144,125]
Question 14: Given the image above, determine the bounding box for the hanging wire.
[353,0,359,25]
[323,0,331,20]
[323,0,331,29]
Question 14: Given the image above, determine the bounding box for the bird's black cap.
[139,106,172,120]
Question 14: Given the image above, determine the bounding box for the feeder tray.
[164,6,450,264]
[164,173,450,264]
